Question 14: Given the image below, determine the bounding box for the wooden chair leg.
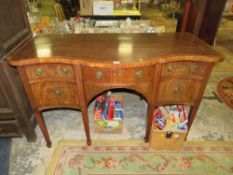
[34,112,52,148]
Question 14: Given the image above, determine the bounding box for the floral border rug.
[46,140,233,175]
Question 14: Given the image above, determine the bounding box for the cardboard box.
[149,129,186,150]
[94,120,123,133]
[93,94,123,133]
[93,1,114,16]
[80,0,93,16]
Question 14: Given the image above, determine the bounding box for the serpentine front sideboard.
[8,33,223,147]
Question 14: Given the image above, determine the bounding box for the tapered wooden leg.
[34,111,52,148]
[185,105,199,140]
[81,109,91,146]
[144,104,154,142]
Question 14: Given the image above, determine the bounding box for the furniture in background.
[216,77,233,110]
[0,0,36,141]
[54,2,66,21]
[8,33,222,147]
[223,0,233,17]
[80,0,141,18]
[179,0,227,45]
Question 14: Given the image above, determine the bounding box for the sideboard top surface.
[8,33,223,66]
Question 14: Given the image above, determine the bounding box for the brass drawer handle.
[135,70,143,78]
[96,71,104,79]
[173,86,180,94]
[191,65,199,73]
[35,68,43,76]
[61,67,69,75]
[167,65,175,73]
[54,88,63,96]
[117,70,123,76]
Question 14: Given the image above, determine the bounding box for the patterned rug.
[216,76,233,109]
[46,140,233,175]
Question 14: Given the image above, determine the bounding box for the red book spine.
[106,98,114,120]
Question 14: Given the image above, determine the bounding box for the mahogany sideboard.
[8,33,223,147]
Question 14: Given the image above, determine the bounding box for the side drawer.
[30,81,80,109]
[0,120,22,137]
[157,78,202,105]
[161,62,208,77]
[25,63,76,83]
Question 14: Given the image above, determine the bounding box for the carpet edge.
[45,139,233,175]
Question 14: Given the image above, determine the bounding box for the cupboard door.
[0,0,31,54]
[0,62,35,140]
[0,120,22,137]
[0,84,14,120]
[157,78,202,105]
[30,82,80,109]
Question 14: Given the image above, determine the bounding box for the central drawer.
[81,65,155,102]
[112,66,154,84]
[82,65,155,84]
[81,66,112,84]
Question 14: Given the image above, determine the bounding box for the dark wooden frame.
[179,0,227,45]
[0,0,35,141]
